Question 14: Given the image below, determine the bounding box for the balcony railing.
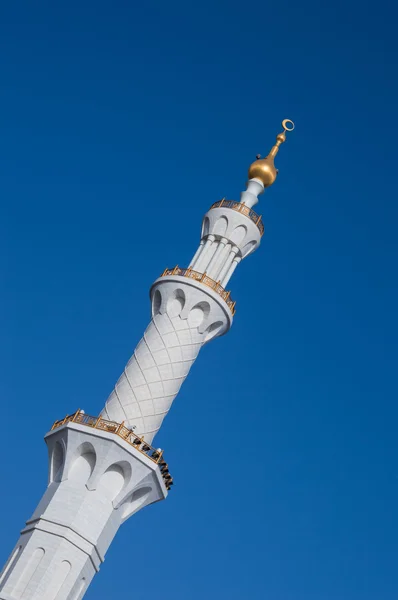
[210,199,264,236]
[161,267,236,315]
[51,411,173,491]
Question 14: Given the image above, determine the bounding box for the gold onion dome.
[248,119,295,188]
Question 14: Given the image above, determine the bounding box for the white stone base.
[0,422,167,600]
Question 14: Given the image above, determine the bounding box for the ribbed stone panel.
[102,276,232,443]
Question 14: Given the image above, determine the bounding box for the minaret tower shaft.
[0,120,294,600]
[102,118,294,443]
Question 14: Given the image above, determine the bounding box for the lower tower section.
[0,415,168,600]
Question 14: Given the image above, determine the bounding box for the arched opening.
[71,578,86,600]
[188,301,210,328]
[50,442,64,483]
[152,289,162,316]
[213,216,228,236]
[241,240,257,258]
[14,547,45,599]
[202,217,210,237]
[69,444,96,485]
[230,224,247,246]
[0,545,21,586]
[99,463,128,501]
[43,560,71,600]
[204,321,224,343]
[121,486,152,521]
[167,288,185,318]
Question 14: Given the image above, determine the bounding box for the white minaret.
[0,120,294,600]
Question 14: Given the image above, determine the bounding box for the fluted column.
[212,243,232,280]
[189,240,205,267]
[206,237,228,278]
[218,246,239,285]
[222,254,242,287]
[192,234,215,271]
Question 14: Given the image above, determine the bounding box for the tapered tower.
[0,119,294,600]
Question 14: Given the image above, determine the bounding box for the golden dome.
[248,119,294,188]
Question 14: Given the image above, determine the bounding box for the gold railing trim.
[160,267,236,315]
[210,199,264,236]
[51,411,173,490]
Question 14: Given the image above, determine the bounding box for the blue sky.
[1,1,398,598]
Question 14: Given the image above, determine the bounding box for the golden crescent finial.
[247,118,294,188]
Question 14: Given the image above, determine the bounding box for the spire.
[241,119,295,208]
[248,118,295,188]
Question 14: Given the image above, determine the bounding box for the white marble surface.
[102,276,233,442]
[0,423,166,600]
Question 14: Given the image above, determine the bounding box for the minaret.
[0,119,294,600]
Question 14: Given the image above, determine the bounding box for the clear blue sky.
[1,1,397,599]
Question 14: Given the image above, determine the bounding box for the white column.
[218,246,239,284]
[221,254,242,287]
[194,234,215,271]
[189,240,205,267]
[206,237,228,278]
[212,243,233,281]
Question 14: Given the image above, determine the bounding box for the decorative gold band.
[161,267,236,315]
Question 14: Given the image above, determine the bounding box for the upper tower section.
[190,119,295,288]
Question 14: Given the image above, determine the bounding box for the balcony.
[51,411,173,491]
[161,266,236,315]
[210,199,264,236]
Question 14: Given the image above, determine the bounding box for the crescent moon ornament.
[282,119,295,132]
